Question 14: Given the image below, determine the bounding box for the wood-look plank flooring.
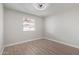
[2,39,79,55]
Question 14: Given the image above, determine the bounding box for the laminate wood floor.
[2,39,79,55]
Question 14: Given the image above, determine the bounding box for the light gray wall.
[45,8,79,47]
[5,5,79,48]
[4,8,44,46]
[0,4,4,54]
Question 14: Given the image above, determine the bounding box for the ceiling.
[3,3,79,17]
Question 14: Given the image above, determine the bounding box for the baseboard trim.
[45,37,79,48]
[4,37,79,49]
[4,38,42,48]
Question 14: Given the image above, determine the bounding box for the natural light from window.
[23,17,35,31]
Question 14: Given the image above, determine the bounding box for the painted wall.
[0,4,4,54]
[4,8,44,46]
[45,8,79,47]
[4,5,79,48]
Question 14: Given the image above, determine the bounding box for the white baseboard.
[45,37,79,48]
[4,37,79,49]
[4,38,42,47]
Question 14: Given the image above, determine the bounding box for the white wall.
[4,5,79,48]
[45,8,79,47]
[0,4,4,54]
[4,8,44,46]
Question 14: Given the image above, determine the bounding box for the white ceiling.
[4,3,79,17]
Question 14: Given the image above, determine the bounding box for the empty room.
[1,3,79,55]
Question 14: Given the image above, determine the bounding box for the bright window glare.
[23,18,35,31]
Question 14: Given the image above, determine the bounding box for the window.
[23,17,35,31]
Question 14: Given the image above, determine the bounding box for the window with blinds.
[23,17,35,31]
